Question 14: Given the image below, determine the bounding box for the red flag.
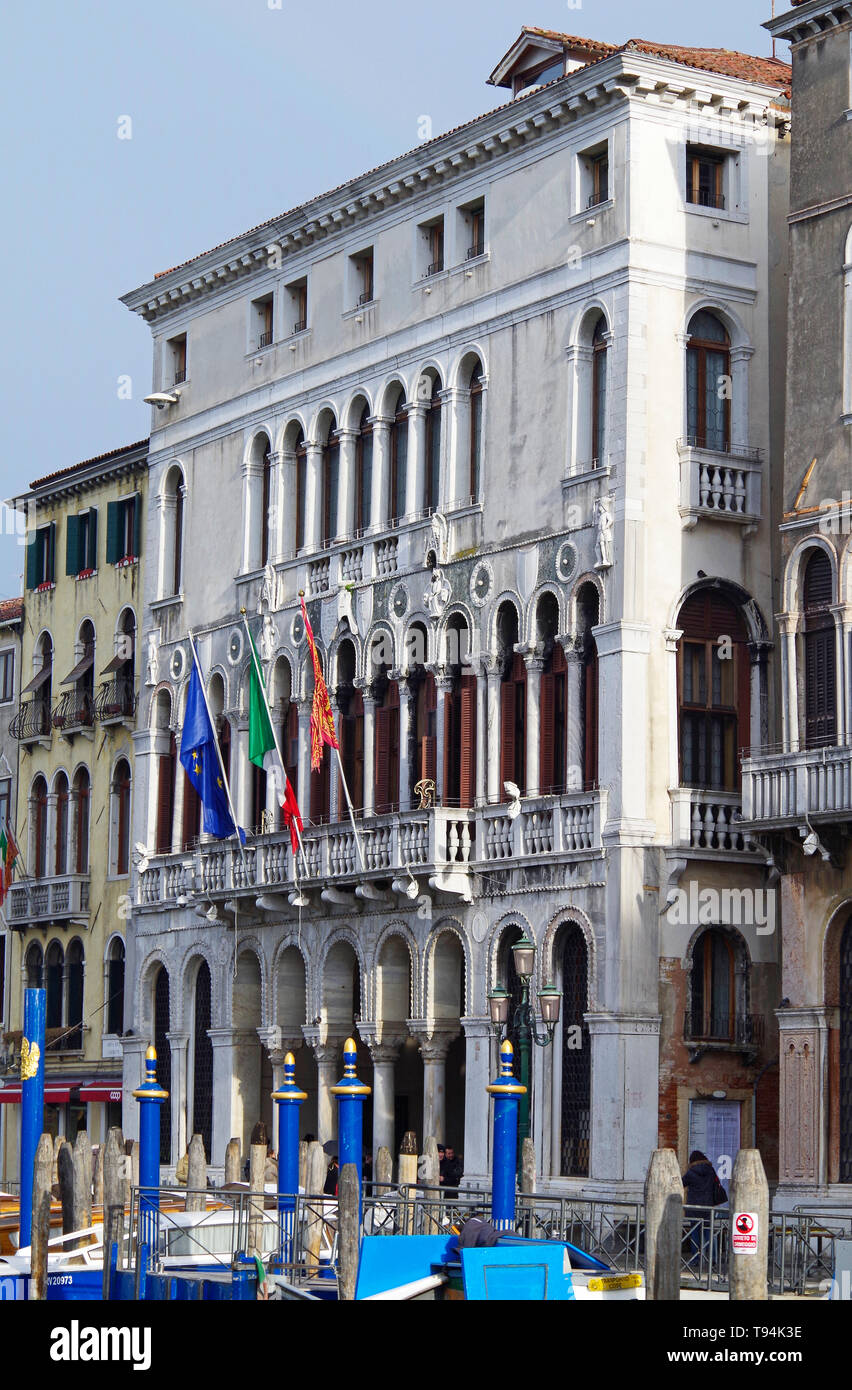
[300,595,338,771]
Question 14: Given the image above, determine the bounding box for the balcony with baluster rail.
[669,789,762,859]
[742,743,852,829]
[677,439,762,529]
[8,874,91,928]
[135,791,607,913]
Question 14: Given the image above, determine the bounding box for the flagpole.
[187,630,249,964]
[240,610,310,880]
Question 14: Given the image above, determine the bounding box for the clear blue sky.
[0,0,787,597]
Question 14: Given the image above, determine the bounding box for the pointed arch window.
[678,589,749,790]
[803,549,836,750]
[540,643,568,795]
[295,432,307,551]
[55,773,69,875]
[107,938,125,1037]
[260,442,273,568]
[375,678,400,814]
[322,421,340,547]
[113,758,132,875]
[686,311,730,452]
[156,732,177,854]
[690,928,735,1041]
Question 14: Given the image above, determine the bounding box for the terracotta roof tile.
[29,439,148,492]
[0,598,23,624]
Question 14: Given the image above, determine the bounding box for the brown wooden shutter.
[156,742,175,853]
[539,671,555,795]
[310,760,329,823]
[375,706,391,813]
[182,772,201,850]
[442,689,455,804]
[500,680,516,796]
[459,674,477,807]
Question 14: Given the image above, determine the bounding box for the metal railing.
[683,1011,766,1048]
[258,330,273,349]
[293,319,307,334]
[51,689,95,731]
[9,699,51,741]
[466,241,484,259]
[687,189,725,210]
[94,678,137,722]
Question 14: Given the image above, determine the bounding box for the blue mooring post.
[19,987,46,1247]
[132,1044,168,1270]
[272,1050,306,1265]
[487,1039,527,1231]
[330,1037,371,1199]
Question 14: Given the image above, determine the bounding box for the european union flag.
[180,661,246,843]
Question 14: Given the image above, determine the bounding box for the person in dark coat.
[682,1151,726,1267]
[323,1156,339,1196]
[441,1145,463,1191]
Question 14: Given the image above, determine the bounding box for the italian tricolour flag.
[248,632,304,854]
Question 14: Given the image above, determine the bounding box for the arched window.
[336,641,363,813]
[803,550,836,750]
[73,767,91,872]
[591,316,607,465]
[577,584,600,791]
[162,465,184,598]
[469,362,484,500]
[389,388,408,523]
[424,378,442,513]
[46,941,64,1030]
[355,406,373,534]
[686,311,730,452]
[540,643,568,795]
[690,928,735,1041]
[54,772,69,875]
[322,418,339,547]
[559,924,590,1177]
[26,942,43,989]
[442,618,475,809]
[251,759,267,833]
[260,441,273,568]
[498,604,525,797]
[66,939,84,1049]
[31,775,47,879]
[295,431,307,551]
[24,632,53,735]
[678,589,749,790]
[113,758,132,875]
[413,671,437,803]
[73,767,90,873]
[107,938,125,1037]
[103,608,137,720]
[153,967,172,1163]
[374,674,400,814]
[157,732,177,854]
[192,961,213,1162]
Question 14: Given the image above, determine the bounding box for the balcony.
[742,744,852,829]
[136,792,607,914]
[51,689,95,738]
[9,699,51,745]
[466,241,485,260]
[684,1009,764,1062]
[669,789,761,859]
[94,677,137,726]
[8,874,91,929]
[258,330,273,350]
[677,440,761,529]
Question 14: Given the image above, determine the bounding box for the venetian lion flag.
[248,628,303,854]
[0,824,18,905]
[300,594,338,770]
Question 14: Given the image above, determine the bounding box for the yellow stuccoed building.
[0,439,147,1183]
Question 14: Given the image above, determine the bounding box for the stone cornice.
[765,1,852,44]
[8,446,148,514]
[121,52,788,327]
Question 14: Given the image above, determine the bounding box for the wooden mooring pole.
[729,1148,769,1301]
[338,1164,359,1301]
[29,1133,53,1302]
[644,1148,683,1301]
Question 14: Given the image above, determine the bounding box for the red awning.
[79,1083,122,1103]
[0,1084,71,1103]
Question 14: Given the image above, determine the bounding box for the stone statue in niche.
[257,561,277,614]
[424,567,451,619]
[594,495,613,570]
[426,511,448,566]
[259,613,277,663]
[145,632,159,686]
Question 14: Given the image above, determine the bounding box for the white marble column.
[336,428,358,540]
[729,345,755,451]
[563,639,585,792]
[524,654,544,798]
[304,441,323,551]
[411,1025,456,1148]
[360,1025,405,1161]
[166,1030,189,1162]
[407,403,428,517]
[156,490,177,598]
[460,1017,492,1183]
[120,1035,148,1143]
[434,668,452,804]
[778,614,799,753]
[369,415,392,527]
[276,449,297,559]
[485,658,501,804]
[328,700,341,823]
[440,387,462,508]
[586,1013,660,1185]
[362,688,376,817]
[663,628,683,790]
[308,1038,342,1145]
[208,1027,239,1170]
[241,455,264,572]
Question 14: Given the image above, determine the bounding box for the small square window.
[578,143,610,211]
[167,333,187,386]
[416,216,444,279]
[285,276,308,334]
[686,146,726,210]
[251,293,274,351]
[350,247,374,307]
[0,654,13,704]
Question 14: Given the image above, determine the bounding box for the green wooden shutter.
[25,533,38,589]
[106,501,120,563]
[132,493,141,558]
[89,508,98,569]
[48,523,56,582]
[65,514,80,576]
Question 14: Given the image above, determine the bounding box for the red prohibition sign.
[735,1214,754,1234]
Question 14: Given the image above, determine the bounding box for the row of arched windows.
[29,758,131,879]
[21,610,137,738]
[24,938,125,1044]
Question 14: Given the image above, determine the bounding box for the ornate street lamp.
[487,934,561,1167]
